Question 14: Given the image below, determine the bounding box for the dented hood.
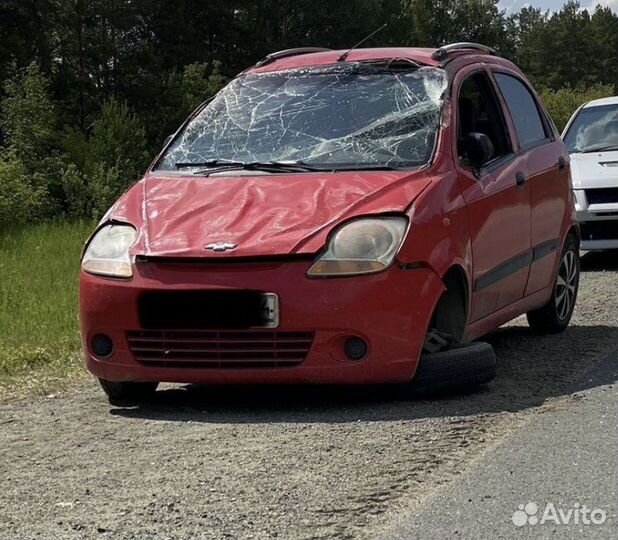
[110,170,431,258]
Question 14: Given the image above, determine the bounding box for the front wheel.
[98,379,159,405]
[527,235,579,334]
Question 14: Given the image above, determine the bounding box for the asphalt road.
[380,348,618,540]
[1,251,617,540]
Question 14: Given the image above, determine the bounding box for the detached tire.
[410,342,496,395]
[527,235,579,334]
[98,379,158,405]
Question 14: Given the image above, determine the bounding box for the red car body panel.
[80,47,578,385]
[81,262,444,384]
[111,171,432,259]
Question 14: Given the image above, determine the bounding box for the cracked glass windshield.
[156,63,448,172]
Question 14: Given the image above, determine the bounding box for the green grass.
[0,220,95,396]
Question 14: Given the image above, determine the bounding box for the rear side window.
[494,73,547,148]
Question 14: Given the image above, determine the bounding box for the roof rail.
[431,42,496,61]
[255,47,332,67]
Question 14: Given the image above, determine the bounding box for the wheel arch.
[430,264,470,343]
[566,223,581,246]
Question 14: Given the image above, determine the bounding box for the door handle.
[558,156,566,170]
[515,171,526,187]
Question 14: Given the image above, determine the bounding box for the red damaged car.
[80,43,580,403]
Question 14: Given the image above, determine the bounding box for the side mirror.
[163,134,173,147]
[461,132,494,172]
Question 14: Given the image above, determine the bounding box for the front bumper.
[80,259,444,384]
[574,189,618,250]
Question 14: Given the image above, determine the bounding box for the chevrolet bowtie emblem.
[205,241,237,252]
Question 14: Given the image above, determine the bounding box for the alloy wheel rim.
[555,250,577,320]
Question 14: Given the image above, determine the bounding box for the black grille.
[586,188,618,205]
[580,220,618,241]
[127,330,314,368]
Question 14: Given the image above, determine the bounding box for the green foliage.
[87,163,129,218]
[144,61,227,149]
[410,0,511,52]
[0,155,45,230]
[510,2,618,90]
[1,62,58,173]
[539,84,616,132]
[180,62,226,114]
[60,163,92,218]
[62,98,149,218]
[0,62,66,217]
[87,98,150,178]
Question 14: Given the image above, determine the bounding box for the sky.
[498,0,618,13]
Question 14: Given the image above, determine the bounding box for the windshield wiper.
[175,159,244,169]
[190,161,334,176]
[579,144,618,154]
[174,160,405,175]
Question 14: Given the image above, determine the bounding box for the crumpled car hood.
[109,170,431,258]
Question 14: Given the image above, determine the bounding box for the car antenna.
[337,22,388,62]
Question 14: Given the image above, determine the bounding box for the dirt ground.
[1,251,617,540]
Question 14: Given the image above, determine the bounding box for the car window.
[563,103,618,153]
[494,73,547,148]
[457,72,511,162]
[156,63,448,171]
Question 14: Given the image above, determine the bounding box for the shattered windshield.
[156,63,448,172]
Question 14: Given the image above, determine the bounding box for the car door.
[492,71,567,295]
[454,68,531,322]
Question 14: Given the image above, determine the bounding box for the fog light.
[91,334,113,358]
[344,337,367,360]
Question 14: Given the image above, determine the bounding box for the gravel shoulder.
[1,252,617,540]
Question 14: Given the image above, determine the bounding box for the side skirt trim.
[474,238,559,292]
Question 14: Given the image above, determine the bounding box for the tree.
[0,156,45,230]
[61,98,149,217]
[409,0,510,52]
[0,62,59,216]
[512,1,618,90]
[1,62,58,173]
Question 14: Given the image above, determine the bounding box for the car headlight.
[307,217,408,277]
[81,224,137,278]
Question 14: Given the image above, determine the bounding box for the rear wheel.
[98,379,159,405]
[527,235,579,334]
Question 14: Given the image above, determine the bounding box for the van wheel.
[98,379,159,405]
[527,235,579,334]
